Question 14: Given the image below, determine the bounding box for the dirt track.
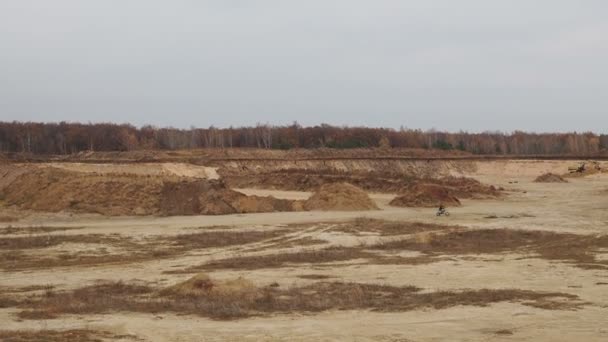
[1,159,607,341]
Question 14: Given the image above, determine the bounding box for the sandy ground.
[1,160,608,341]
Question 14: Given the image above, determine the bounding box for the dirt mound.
[390,183,461,208]
[2,167,163,215]
[160,180,232,215]
[0,164,32,192]
[161,273,261,302]
[160,180,297,215]
[1,167,298,216]
[534,173,568,183]
[302,183,378,211]
[432,176,501,199]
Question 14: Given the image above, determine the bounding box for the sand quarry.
[1,154,608,341]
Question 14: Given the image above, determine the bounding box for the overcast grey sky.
[1,1,607,132]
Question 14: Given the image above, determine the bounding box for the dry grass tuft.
[0,216,18,223]
[161,273,259,300]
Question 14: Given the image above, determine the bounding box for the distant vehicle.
[436,207,449,216]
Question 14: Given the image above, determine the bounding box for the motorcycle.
[436,208,450,216]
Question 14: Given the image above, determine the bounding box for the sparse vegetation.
[175,227,608,273]
[0,229,294,271]
[330,218,459,236]
[0,226,84,235]
[0,234,119,250]
[174,247,374,273]
[15,275,584,321]
[373,229,608,270]
[297,274,334,280]
[167,229,288,249]
[0,329,115,342]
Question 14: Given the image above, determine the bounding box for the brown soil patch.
[390,183,461,208]
[17,276,583,320]
[302,183,378,211]
[0,295,20,308]
[0,215,17,223]
[534,173,568,183]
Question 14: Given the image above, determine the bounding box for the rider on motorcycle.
[437,203,448,216]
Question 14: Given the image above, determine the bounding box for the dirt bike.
[436,208,450,217]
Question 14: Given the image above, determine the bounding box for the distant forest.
[1,121,607,156]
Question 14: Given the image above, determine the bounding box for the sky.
[0,1,607,133]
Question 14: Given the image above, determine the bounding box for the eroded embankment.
[0,165,380,216]
[0,165,294,216]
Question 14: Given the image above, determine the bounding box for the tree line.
[0,121,606,156]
